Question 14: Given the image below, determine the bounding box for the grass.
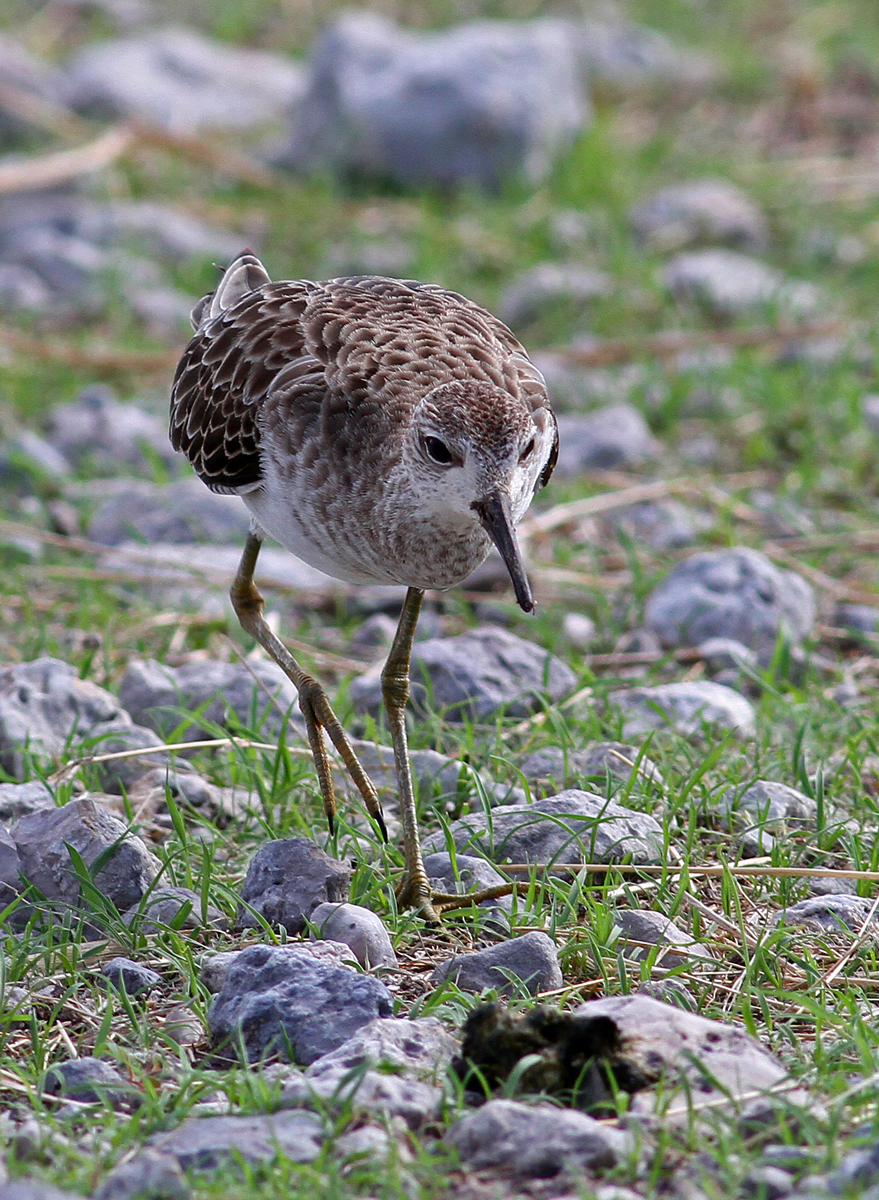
[5,0,879,1194]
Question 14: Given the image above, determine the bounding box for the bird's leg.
[382,589,522,922]
[230,532,387,841]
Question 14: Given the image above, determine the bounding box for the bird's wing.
[170,278,318,494]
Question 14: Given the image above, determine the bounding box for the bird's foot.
[395,871,517,923]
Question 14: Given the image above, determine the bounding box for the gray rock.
[777,895,879,933]
[93,200,242,264]
[207,944,393,1065]
[146,1109,325,1171]
[612,909,713,966]
[636,978,698,1010]
[603,499,711,551]
[423,851,513,926]
[82,719,175,793]
[716,780,816,839]
[128,767,257,828]
[0,429,71,490]
[305,1015,456,1083]
[662,249,819,317]
[519,741,663,792]
[630,179,768,252]
[87,478,252,547]
[309,902,396,970]
[350,626,575,723]
[555,405,660,475]
[163,1006,204,1047]
[125,886,227,933]
[93,1147,191,1200]
[740,1165,793,1198]
[0,1183,82,1200]
[0,825,22,907]
[280,1064,441,1130]
[575,17,715,92]
[42,1056,141,1107]
[573,994,789,1119]
[341,738,524,809]
[608,681,756,739]
[12,797,160,913]
[200,939,357,994]
[119,657,303,743]
[561,611,597,650]
[277,12,590,190]
[497,262,613,327]
[63,26,304,135]
[101,957,162,996]
[446,1098,633,1181]
[862,394,879,434]
[0,36,67,145]
[827,1143,879,1194]
[645,548,815,660]
[432,930,562,996]
[423,790,663,865]
[45,386,177,475]
[0,262,53,313]
[697,637,760,679]
[238,839,349,934]
[0,656,126,777]
[833,601,879,635]
[123,282,194,337]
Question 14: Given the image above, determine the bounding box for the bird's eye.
[424,436,453,465]
[520,437,536,462]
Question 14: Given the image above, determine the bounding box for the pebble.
[306,1015,456,1082]
[608,681,756,740]
[575,15,715,91]
[423,851,514,927]
[832,601,879,636]
[275,12,590,189]
[63,26,305,135]
[93,1147,191,1200]
[497,262,613,327]
[201,940,357,994]
[12,797,160,916]
[162,1006,205,1047]
[42,1057,142,1108]
[446,1098,634,1182]
[519,742,664,793]
[431,930,563,996]
[644,547,816,661]
[45,386,178,476]
[309,902,396,970]
[422,789,663,865]
[101,957,162,996]
[662,249,819,317]
[612,909,713,966]
[237,839,350,935]
[0,1183,81,1200]
[554,405,660,475]
[86,478,252,547]
[146,1110,325,1171]
[561,611,597,651]
[280,1066,441,1130]
[124,886,227,934]
[630,178,768,252]
[0,826,22,908]
[207,944,393,1065]
[715,780,817,840]
[776,895,879,933]
[119,657,304,744]
[352,625,575,723]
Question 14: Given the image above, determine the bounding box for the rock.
[341,738,524,809]
[101,957,162,996]
[87,478,252,547]
[280,1065,441,1130]
[0,429,71,491]
[200,939,357,994]
[612,909,713,966]
[88,199,242,264]
[777,895,879,933]
[561,612,597,651]
[608,681,756,740]
[0,1183,82,1200]
[555,406,660,475]
[645,548,815,661]
[446,1098,634,1181]
[833,601,879,635]
[350,626,575,722]
[423,851,514,927]
[862,394,879,433]
[62,26,304,135]
[124,886,227,933]
[146,1110,325,1171]
[45,386,177,475]
[305,1015,456,1082]
[422,790,663,865]
[276,12,590,190]
[309,902,396,970]
[123,282,194,337]
[119,658,303,743]
[603,500,711,551]
[163,1006,204,1047]
[0,656,127,777]
[82,719,175,793]
[662,249,819,318]
[573,994,790,1119]
[207,944,393,1065]
[519,742,663,793]
[237,839,349,935]
[0,825,22,908]
[0,36,67,145]
[42,1056,141,1108]
[697,637,759,685]
[128,767,257,828]
[12,797,160,914]
[715,780,817,841]
[630,179,768,252]
[636,978,698,1010]
[93,1147,191,1200]
[497,263,613,327]
[740,1165,793,1198]
[575,17,715,92]
[432,930,562,996]
[827,1143,879,1194]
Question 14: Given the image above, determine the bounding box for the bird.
[169,251,558,920]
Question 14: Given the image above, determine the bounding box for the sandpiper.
[170,252,558,919]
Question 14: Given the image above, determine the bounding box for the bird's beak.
[472,489,534,613]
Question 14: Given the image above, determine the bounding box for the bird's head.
[404,379,557,612]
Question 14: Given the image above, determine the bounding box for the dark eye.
[520,437,535,462]
[425,436,453,464]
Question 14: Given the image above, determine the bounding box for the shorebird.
[170,252,558,920]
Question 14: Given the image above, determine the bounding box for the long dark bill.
[472,489,534,613]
